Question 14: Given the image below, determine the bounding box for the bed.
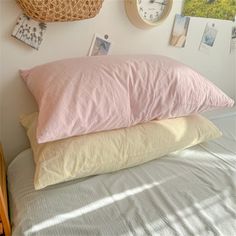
[7,111,236,236]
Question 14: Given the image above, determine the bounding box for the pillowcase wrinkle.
[21,112,222,190]
[20,55,234,143]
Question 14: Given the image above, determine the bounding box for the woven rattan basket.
[17,0,104,22]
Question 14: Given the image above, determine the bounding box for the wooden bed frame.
[0,145,11,236]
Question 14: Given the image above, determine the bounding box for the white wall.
[0,0,235,164]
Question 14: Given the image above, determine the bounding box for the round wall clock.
[125,0,173,29]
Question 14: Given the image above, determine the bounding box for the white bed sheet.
[8,113,236,236]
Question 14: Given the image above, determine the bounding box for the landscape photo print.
[183,0,236,21]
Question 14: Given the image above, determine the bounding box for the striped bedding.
[8,113,236,236]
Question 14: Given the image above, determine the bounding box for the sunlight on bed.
[24,132,236,234]
[124,188,235,236]
[25,183,235,235]
[25,178,174,234]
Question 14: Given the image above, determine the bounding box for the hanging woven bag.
[16,0,104,22]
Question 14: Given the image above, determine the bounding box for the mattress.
[8,113,236,236]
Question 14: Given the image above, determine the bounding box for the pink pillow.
[20,55,234,143]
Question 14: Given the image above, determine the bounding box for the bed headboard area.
[0,0,235,165]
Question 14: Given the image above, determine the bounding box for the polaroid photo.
[88,34,112,56]
[199,23,218,53]
[169,14,190,48]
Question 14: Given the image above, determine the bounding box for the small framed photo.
[88,34,112,56]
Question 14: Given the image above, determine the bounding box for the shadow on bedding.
[23,159,236,236]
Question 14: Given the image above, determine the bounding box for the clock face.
[137,0,169,23]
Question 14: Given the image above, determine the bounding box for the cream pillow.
[21,113,222,190]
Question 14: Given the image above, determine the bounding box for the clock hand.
[149,0,167,5]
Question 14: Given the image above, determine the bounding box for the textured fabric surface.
[8,113,236,236]
[20,55,234,143]
[21,113,221,190]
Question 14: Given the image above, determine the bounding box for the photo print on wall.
[199,23,218,53]
[230,26,236,53]
[12,14,47,50]
[169,14,190,48]
[88,34,112,56]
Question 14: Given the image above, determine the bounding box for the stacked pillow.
[20,55,234,189]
